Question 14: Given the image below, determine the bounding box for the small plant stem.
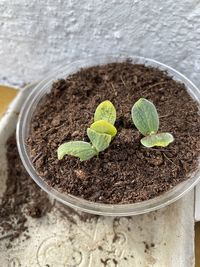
[148,81,168,89]
[110,82,117,96]
[141,147,172,152]
[120,75,128,89]
[163,153,178,167]
[140,82,168,95]
[159,112,174,119]
[32,152,43,163]
[91,145,99,157]
[111,82,117,95]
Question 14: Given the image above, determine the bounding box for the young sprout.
[57,100,117,161]
[131,98,174,148]
[94,100,116,125]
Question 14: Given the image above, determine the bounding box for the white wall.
[0,0,200,87]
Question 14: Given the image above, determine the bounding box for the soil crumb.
[0,135,52,246]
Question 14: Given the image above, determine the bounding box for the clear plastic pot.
[17,55,200,216]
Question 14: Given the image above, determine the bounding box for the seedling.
[57,100,117,161]
[131,98,174,147]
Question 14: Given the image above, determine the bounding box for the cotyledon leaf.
[57,141,97,161]
[94,100,116,125]
[141,132,174,148]
[87,128,112,152]
[90,120,117,137]
[132,98,159,136]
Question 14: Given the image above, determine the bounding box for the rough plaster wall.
[0,0,200,87]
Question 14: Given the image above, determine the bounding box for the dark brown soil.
[0,135,52,245]
[26,62,200,204]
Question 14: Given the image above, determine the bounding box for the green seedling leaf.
[57,141,97,161]
[94,100,116,125]
[141,133,174,148]
[87,128,112,152]
[90,120,117,137]
[57,100,117,161]
[132,98,159,136]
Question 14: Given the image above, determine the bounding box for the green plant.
[131,98,174,147]
[57,100,117,161]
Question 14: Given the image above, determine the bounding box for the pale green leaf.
[132,98,159,136]
[57,141,97,161]
[87,128,112,152]
[90,120,117,137]
[141,133,174,148]
[94,100,116,125]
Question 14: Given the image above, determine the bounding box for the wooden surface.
[0,85,200,266]
[196,223,200,267]
[0,85,18,117]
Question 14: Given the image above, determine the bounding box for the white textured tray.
[0,85,195,267]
